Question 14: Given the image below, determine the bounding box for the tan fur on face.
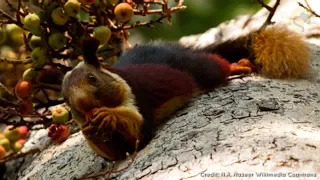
[252,25,311,79]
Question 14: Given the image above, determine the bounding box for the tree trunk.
[5,0,320,179]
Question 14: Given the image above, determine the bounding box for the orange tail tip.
[252,25,311,79]
[230,64,252,76]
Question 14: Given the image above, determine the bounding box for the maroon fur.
[106,64,198,114]
[207,53,231,77]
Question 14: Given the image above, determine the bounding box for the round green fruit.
[114,3,134,22]
[22,68,39,82]
[28,35,42,49]
[6,24,24,35]
[4,127,21,142]
[12,141,23,152]
[48,33,67,50]
[31,47,47,67]
[23,13,41,36]
[93,26,111,45]
[0,138,11,151]
[51,7,69,26]
[52,106,69,124]
[0,133,5,139]
[64,0,81,17]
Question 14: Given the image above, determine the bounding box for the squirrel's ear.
[81,37,101,68]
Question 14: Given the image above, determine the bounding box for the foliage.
[0,0,185,163]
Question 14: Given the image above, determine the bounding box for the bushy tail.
[196,24,312,79]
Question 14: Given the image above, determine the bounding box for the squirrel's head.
[62,37,127,124]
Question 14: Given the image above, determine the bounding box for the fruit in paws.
[85,108,99,121]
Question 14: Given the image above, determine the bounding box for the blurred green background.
[130,0,270,44]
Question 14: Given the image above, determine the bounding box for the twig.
[298,0,320,18]
[123,15,166,30]
[133,5,186,15]
[16,0,22,24]
[0,57,32,64]
[0,148,40,164]
[255,0,281,29]
[227,74,251,81]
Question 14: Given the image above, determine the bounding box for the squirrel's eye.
[87,73,97,84]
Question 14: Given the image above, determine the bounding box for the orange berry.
[0,146,6,159]
[114,3,134,22]
[15,81,33,99]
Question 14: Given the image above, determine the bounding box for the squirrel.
[61,24,311,161]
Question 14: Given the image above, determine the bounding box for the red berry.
[20,100,33,115]
[17,126,29,139]
[48,124,69,143]
[85,108,99,121]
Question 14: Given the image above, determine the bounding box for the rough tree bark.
[5,0,320,179]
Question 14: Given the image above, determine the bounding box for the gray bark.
[5,0,320,179]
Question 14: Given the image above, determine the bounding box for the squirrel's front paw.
[82,107,117,139]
